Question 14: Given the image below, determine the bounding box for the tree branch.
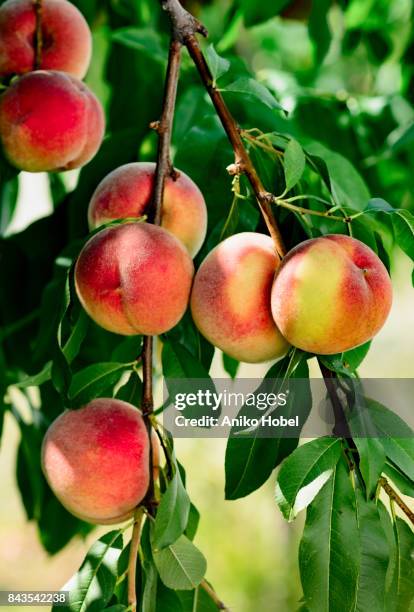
[127,36,183,608]
[380,477,414,526]
[184,34,286,258]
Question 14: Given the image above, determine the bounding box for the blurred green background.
[1,0,414,610]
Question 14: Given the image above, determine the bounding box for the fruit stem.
[33,0,43,70]
[127,508,145,611]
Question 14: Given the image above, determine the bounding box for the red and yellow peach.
[0,70,105,172]
[271,234,393,354]
[190,232,289,363]
[75,222,194,336]
[87,162,208,257]
[41,398,150,524]
[0,0,92,79]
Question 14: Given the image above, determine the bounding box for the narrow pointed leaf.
[275,437,342,520]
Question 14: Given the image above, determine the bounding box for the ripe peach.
[87,162,208,258]
[41,399,150,524]
[75,222,194,336]
[271,234,393,355]
[0,0,92,79]
[190,232,289,363]
[0,70,104,172]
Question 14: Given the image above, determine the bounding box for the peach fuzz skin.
[88,162,208,258]
[271,234,393,355]
[0,0,92,79]
[0,70,105,172]
[41,399,150,525]
[190,232,289,363]
[75,222,194,336]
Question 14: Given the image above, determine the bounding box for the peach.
[87,162,208,257]
[0,0,92,79]
[75,222,194,336]
[190,232,289,363]
[0,70,104,172]
[0,70,105,172]
[41,399,150,524]
[271,234,393,355]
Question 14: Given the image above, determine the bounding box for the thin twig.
[127,509,144,611]
[200,580,230,610]
[33,0,43,69]
[274,197,349,223]
[380,477,414,526]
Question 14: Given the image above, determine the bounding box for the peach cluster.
[191,233,392,359]
[0,0,104,172]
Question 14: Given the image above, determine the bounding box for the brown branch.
[33,0,43,70]
[141,38,182,516]
[184,34,286,258]
[318,361,355,441]
[127,508,144,611]
[380,477,414,526]
[150,39,182,225]
[200,580,230,610]
[126,37,183,609]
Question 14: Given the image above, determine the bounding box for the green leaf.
[205,44,230,85]
[156,579,183,610]
[283,139,306,192]
[153,534,207,591]
[362,200,414,265]
[222,353,239,379]
[367,399,414,479]
[319,342,371,375]
[142,558,158,612]
[240,0,290,27]
[112,28,166,64]
[308,0,332,64]
[15,361,52,388]
[185,503,200,542]
[348,393,386,497]
[305,142,370,210]
[0,174,18,235]
[116,372,143,406]
[68,362,130,407]
[224,77,283,111]
[178,585,218,611]
[153,470,191,549]
[56,530,124,612]
[225,358,312,500]
[162,341,218,419]
[354,489,390,611]
[299,458,359,612]
[275,437,342,521]
[62,310,89,364]
[386,517,414,611]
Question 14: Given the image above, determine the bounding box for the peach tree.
[0,0,414,610]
